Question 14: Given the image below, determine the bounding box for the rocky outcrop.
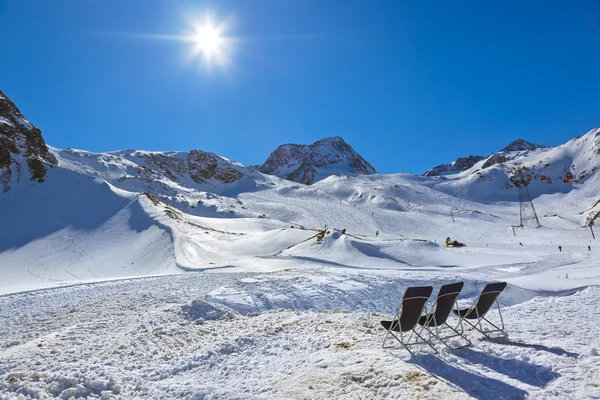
[258,136,376,184]
[0,90,57,192]
[423,155,484,177]
[424,139,543,177]
[187,150,243,184]
[500,139,542,153]
[482,153,511,169]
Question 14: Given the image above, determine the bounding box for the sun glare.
[188,17,231,69]
[193,23,223,56]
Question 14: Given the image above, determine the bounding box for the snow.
[0,116,14,127]
[2,124,600,398]
[1,271,599,399]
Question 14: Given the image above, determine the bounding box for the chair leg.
[382,325,437,354]
[482,316,508,337]
[462,317,507,338]
[413,327,438,354]
[442,323,472,348]
[382,330,416,355]
[429,322,472,349]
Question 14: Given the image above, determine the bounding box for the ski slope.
[2,143,600,295]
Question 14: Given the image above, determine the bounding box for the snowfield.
[2,122,600,398]
[1,270,599,399]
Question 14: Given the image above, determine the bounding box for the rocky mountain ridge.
[423,139,542,177]
[0,90,57,192]
[258,136,376,184]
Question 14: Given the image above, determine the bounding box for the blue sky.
[1,1,600,174]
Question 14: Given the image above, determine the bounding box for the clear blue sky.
[1,1,600,174]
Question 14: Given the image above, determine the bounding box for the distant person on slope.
[589,245,592,251]
[519,242,523,246]
[559,246,562,252]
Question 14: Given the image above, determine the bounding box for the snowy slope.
[51,146,292,216]
[424,128,600,223]
[3,134,600,294]
[1,89,600,298]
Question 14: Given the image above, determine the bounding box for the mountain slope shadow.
[0,169,139,251]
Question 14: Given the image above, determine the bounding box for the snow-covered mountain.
[258,136,376,184]
[500,138,543,152]
[1,88,600,296]
[3,97,600,399]
[51,147,290,217]
[423,139,543,177]
[424,128,600,226]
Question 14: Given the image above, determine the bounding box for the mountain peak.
[423,138,545,176]
[500,139,542,153]
[259,137,376,184]
[313,136,345,144]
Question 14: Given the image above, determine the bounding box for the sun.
[193,23,224,56]
[188,17,231,69]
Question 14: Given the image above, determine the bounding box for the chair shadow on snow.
[408,354,528,400]
[453,347,559,388]
[480,337,579,358]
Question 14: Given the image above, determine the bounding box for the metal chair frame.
[382,292,437,355]
[422,290,472,348]
[456,288,507,338]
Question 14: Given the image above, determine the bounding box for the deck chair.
[453,282,508,338]
[418,282,471,348]
[380,286,435,354]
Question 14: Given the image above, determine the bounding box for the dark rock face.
[140,153,187,182]
[424,139,544,177]
[482,153,511,169]
[500,139,541,152]
[0,90,57,192]
[423,155,484,177]
[187,150,243,184]
[259,136,376,184]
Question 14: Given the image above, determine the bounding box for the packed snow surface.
[1,270,599,399]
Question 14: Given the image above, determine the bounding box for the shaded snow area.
[1,270,599,399]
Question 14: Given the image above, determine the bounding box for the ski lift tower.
[511,163,541,228]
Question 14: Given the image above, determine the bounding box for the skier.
[589,245,592,251]
[519,242,523,246]
[559,245,562,252]
[375,230,379,237]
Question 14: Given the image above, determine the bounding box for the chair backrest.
[432,282,464,325]
[399,286,433,332]
[473,282,507,317]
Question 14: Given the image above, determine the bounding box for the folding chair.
[453,282,508,338]
[418,282,472,348]
[380,286,436,354]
